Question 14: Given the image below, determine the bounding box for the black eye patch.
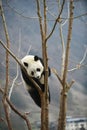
[36,68,40,72]
[31,71,34,76]
[24,62,28,67]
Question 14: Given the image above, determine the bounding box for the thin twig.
[9,29,21,102]
[61,2,69,26]
[0,39,21,65]
[5,0,87,21]
[52,68,63,86]
[68,80,75,89]
[80,47,87,64]
[46,0,65,42]
[68,47,87,72]
[26,45,32,55]
[6,98,32,130]
[6,0,38,19]
[8,65,18,100]
[0,87,32,130]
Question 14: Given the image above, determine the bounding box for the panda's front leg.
[28,88,41,108]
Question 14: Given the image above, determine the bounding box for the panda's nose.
[37,76,40,79]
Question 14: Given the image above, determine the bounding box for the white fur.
[21,55,44,79]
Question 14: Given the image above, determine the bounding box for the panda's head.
[21,55,44,79]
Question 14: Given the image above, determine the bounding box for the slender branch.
[68,47,87,72]
[6,0,38,19]
[44,0,47,35]
[68,80,75,89]
[9,29,21,105]
[36,0,45,60]
[0,1,13,129]
[52,68,63,86]
[26,45,32,55]
[47,8,56,18]
[51,0,69,26]
[6,0,87,21]
[55,1,65,123]
[52,68,75,92]
[0,87,32,130]
[46,0,65,42]
[0,39,42,95]
[6,98,32,130]
[62,0,74,86]
[0,0,10,95]
[72,12,87,20]
[61,2,69,26]
[0,86,4,94]
[80,47,87,64]
[0,117,7,126]
[0,39,21,65]
[57,0,68,80]
[8,64,18,99]
[63,80,75,93]
[2,99,13,130]
[36,0,44,40]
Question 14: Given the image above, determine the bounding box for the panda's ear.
[34,56,38,61]
[24,62,28,67]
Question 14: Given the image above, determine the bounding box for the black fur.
[34,55,39,61]
[21,55,51,108]
[24,62,28,67]
[21,68,50,107]
[34,55,51,77]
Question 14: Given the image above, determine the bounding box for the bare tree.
[36,0,65,130]
[57,1,74,130]
[0,0,74,130]
[0,0,12,130]
[0,0,87,130]
[36,0,50,129]
[0,1,33,129]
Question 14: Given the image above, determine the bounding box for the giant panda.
[21,55,51,108]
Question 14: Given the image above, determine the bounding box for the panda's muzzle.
[36,76,40,79]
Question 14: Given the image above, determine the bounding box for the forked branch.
[0,87,32,130]
[0,39,42,95]
[46,0,65,42]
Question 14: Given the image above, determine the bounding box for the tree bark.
[0,1,13,130]
[57,1,74,130]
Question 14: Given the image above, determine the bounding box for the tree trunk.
[57,1,74,130]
